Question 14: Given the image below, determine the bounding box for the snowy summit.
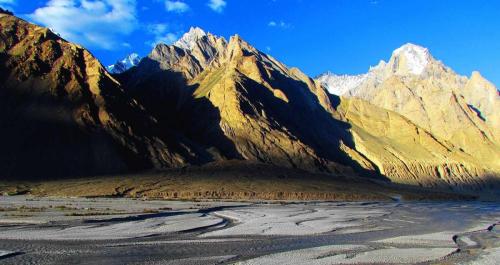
[107,53,141,74]
[390,43,432,75]
[174,27,207,50]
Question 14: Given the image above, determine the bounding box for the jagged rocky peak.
[143,26,225,73]
[174,27,207,50]
[468,71,497,90]
[173,26,227,50]
[226,34,254,57]
[107,53,141,74]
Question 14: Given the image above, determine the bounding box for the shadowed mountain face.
[0,14,498,193]
[0,14,199,179]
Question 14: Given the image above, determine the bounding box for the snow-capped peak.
[107,53,141,74]
[174,27,207,50]
[390,43,431,75]
[121,53,141,66]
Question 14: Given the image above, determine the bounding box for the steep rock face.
[191,36,356,173]
[0,14,192,179]
[318,43,500,172]
[336,98,497,190]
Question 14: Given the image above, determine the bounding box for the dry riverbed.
[0,196,498,264]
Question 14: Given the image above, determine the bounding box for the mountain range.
[0,12,498,198]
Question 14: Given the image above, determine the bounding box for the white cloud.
[268,20,292,29]
[146,23,178,47]
[147,23,169,36]
[27,0,138,50]
[165,0,189,13]
[207,0,226,13]
[0,0,16,9]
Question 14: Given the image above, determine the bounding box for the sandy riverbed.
[0,196,498,264]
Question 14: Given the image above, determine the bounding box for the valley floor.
[0,196,498,265]
[0,162,479,201]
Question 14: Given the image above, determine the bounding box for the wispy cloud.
[146,23,178,47]
[207,0,226,13]
[268,20,292,29]
[165,0,189,13]
[27,0,138,50]
[0,0,16,9]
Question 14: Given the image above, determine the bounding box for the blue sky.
[2,0,500,86]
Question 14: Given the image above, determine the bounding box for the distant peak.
[389,43,432,75]
[173,26,208,50]
[394,43,428,53]
[107,53,141,74]
[469,71,497,91]
[187,27,207,38]
[470,71,483,79]
[124,53,140,61]
[317,71,367,96]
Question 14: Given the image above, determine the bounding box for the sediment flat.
[0,196,498,264]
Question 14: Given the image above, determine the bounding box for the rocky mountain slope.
[0,12,498,193]
[317,44,500,187]
[119,27,366,176]
[118,30,499,191]
[0,13,198,179]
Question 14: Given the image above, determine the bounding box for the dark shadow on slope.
[118,53,388,180]
[326,93,341,110]
[234,68,388,181]
[118,58,242,163]
[0,50,200,180]
[0,87,129,180]
[467,104,486,122]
